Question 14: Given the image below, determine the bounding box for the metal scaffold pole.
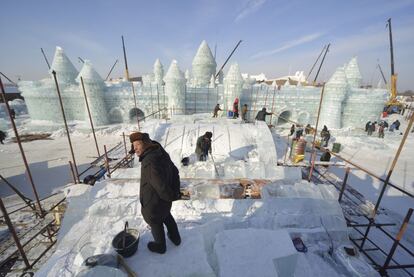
[0,76,44,216]
[51,71,80,183]
[80,77,100,157]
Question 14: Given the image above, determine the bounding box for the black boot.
[148,223,166,254]
[147,241,166,254]
[164,213,181,246]
[167,232,181,246]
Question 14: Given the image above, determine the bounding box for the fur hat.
[129,132,150,143]
[204,131,213,139]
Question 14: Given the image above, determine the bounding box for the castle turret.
[50,47,78,83]
[76,60,109,126]
[224,63,244,111]
[164,60,186,115]
[192,41,216,87]
[319,67,348,129]
[345,57,362,88]
[153,58,164,87]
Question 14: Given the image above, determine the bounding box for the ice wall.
[192,40,216,87]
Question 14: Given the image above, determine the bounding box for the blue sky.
[1,0,414,90]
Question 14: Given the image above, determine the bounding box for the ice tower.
[153,59,164,87]
[224,63,244,111]
[76,61,109,126]
[345,57,362,88]
[164,60,186,114]
[50,47,78,83]
[319,67,348,129]
[192,41,216,87]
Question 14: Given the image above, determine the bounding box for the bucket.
[332,143,341,153]
[227,111,234,117]
[112,222,140,258]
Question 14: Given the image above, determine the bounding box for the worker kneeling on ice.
[130,132,181,254]
[196,131,212,161]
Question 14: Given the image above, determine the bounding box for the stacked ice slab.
[19,43,388,128]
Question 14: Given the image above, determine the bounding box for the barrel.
[332,143,341,153]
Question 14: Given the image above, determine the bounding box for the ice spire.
[345,57,362,88]
[50,46,78,82]
[224,63,244,111]
[164,60,186,115]
[153,58,164,86]
[210,74,216,87]
[192,40,217,87]
[76,60,103,83]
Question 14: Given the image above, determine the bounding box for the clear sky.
[1,0,413,90]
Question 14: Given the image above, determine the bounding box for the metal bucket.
[112,222,140,258]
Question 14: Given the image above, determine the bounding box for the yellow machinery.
[386,18,403,107]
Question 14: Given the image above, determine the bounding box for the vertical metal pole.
[264,86,269,108]
[207,86,210,113]
[0,197,31,269]
[184,84,187,115]
[131,82,140,130]
[253,86,259,119]
[150,83,154,117]
[68,161,77,184]
[163,85,166,118]
[40,48,51,70]
[308,84,326,182]
[80,77,100,157]
[269,85,276,125]
[122,132,128,158]
[338,167,350,202]
[121,35,130,80]
[52,71,80,183]
[104,145,111,178]
[0,76,44,216]
[156,84,161,119]
[381,208,413,274]
[360,111,414,249]
[194,86,197,114]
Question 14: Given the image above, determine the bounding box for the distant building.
[0,84,23,103]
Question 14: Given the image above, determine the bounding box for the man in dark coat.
[320,125,330,147]
[195,131,212,161]
[393,120,400,130]
[130,132,181,254]
[213,104,221,118]
[0,130,6,144]
[255,107,272,122]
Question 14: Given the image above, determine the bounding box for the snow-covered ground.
[1,113,413,276]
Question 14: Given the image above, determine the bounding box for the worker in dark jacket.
[365,121,371,132]
[0,130,6,144]
[320,125,331,147]
[255,107,272,122]
[195,131,212,161]
[233,98,239,118]
[213,104,221,118]
[289,124,295,136]
[305,124,312,135]
[130,132,181,254]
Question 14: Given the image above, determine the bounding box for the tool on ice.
[292,237,308,253]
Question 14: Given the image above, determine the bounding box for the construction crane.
[386,18,400,106]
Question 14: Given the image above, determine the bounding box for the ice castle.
[18,41,388,129]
